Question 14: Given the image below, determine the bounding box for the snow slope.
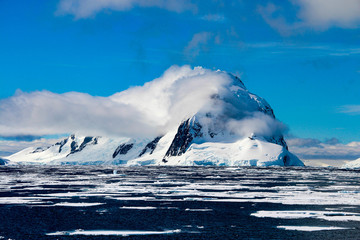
[6,67,303,166]
[7,133,302,166]
[342,158,360,169]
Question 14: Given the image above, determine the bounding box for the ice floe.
[251,210,360,222]
[277,226,351,231]
[119,206,157,210]
[46,229,182,236]
[53,202,105,207]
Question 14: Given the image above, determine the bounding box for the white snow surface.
[343,158,360,169]
[6,67,303,167]
[6,134,302,166]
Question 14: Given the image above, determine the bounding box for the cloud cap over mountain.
[0,65,285,140]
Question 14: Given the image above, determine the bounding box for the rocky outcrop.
[139,137,162,157]
[113,143,134,158]
[163,118,202,162]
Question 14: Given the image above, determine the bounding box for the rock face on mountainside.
[6,69,303,166]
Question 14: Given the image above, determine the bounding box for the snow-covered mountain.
[6,67,303,166]
[342,158,360,169]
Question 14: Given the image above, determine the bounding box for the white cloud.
[201,14,226,22]
[184,32,215,59]
[287,137,360,160]
[228,112,287,139]
[286,137,322,148]
[56,0,197,18]
[0,66,233,138]
[338,105,360,115]
[257,3,302,36]
[258,0,360,35]
[296,0,360,29]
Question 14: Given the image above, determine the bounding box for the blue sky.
[1,0,360,153]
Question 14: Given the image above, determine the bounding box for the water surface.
[0,166,359,239]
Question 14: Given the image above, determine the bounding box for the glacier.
[5,66,303,166]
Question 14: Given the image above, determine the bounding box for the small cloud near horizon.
[287,136,360,160]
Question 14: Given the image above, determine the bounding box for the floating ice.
[54,202,105,207]
[120,206,157,210]
[251,210,360,222]
[185,208,213,212]
[46,229,182,236]
[277,226,351,231]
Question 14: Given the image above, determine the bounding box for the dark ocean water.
[0,166,359,239]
